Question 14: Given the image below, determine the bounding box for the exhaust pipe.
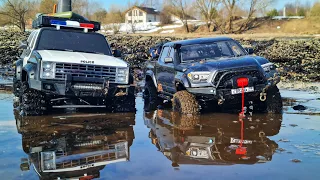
[57,0,72,13]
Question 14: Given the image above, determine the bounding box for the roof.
[125,6,160,15]
[164,37,233,47]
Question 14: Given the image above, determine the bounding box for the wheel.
[172,90,200,114]
[171,112,200,130]
[13,77,21,97]
[143,81,159,111]
[20,82,48,116]
[257,86,283,114]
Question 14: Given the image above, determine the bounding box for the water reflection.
[14,111,135,180]
[144,110,282,167]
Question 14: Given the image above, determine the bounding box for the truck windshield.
[36,29,112,55]
[179,40,246,63]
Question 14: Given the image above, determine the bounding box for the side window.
[27,31,35,45]
[217,42,233,56]
[29,31,39,50]
[159,46,170,62]
[169,48,175,59]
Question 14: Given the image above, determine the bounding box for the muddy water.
[0,90,319,180]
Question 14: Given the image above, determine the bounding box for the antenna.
[57,0,72,13]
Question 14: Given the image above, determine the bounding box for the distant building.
[125,6,160,24]
[169,13,197,23]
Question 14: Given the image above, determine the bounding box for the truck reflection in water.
[144,110,282,167]
[15,111,135,180]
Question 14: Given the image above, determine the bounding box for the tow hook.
[259,131,266,138]
[260,88,267,102]
[218,98,225,105]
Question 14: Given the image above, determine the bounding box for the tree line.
[0,0,319,33]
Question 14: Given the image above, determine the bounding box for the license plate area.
[231,87,254,95]
[230,138,253,144]
[186,147,209,158]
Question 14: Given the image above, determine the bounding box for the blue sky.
[97,0,319,10]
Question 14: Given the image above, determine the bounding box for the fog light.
[44,84,52,90]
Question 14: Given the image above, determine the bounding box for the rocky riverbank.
[0,30,319,82]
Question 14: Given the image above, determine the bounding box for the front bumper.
[30,76,134,98]
[186,84,266,101]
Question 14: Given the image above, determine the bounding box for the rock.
[293,105,307,111]
[291,159,302,163]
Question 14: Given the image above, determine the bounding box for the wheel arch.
[145,70,157,88]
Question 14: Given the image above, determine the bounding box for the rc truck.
[13,9,134,115]
[144,110,281,166]
[144,37,282,114]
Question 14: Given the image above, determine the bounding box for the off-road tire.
[13,77,21,97]
[171,112,200,130]
[172,90,200,114]
[143,81,159,111]
[258,86,283,113]
[20,82,48,116]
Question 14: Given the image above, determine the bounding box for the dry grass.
[131,18,320,40]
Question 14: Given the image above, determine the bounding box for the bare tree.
[167,0,193,33]
[221,0,239,33]
[39,0,58,14]
[0,0,35,32]
[195,0,220,32]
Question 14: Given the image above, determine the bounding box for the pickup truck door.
[156,47,176,94]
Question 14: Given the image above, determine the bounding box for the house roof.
[125,6,160,15]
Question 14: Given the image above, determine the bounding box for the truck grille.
[55,63,117,82]
[212,67,265,88]
[54,142,128,170]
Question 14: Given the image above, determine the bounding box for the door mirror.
[245,47,254,55]
[18,40,28,49]
[164,57,173,63]
[113,49,122,57]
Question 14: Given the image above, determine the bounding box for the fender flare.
[14,59,23,80]
[145,70,157,88]
[22,63,37,82]
[175,76,191,89]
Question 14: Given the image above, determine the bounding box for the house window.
[139,20,143,23]
[128,11,132,16]
[154,15,156,21]
[128,20,132,23]
[139,11,143,16]
[149,20,151,22]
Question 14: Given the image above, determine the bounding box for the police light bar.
[32,13,100,31]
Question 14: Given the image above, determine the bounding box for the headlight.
[116,67,129,84]
[43,160,56,170]
[41,151,56,170]
[262,63,276,72]
[187,72,211,83]
[41,61,56,79]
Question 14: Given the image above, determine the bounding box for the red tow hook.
[236,77,248,156]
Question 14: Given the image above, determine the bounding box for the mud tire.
[13,77,21,97]
[264,86,283,113]
[20,82,48,116]
[172,90,200,114]
[143,81,159,111]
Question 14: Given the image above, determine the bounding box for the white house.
[125,6,160,24]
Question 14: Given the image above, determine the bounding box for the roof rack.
[32,11,101,32]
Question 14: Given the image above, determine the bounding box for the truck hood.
[37,50,128,67]
[184,56,263,72]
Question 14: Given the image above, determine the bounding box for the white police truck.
[13,11,135,116]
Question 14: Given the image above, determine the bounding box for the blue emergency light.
[32,13,100,31]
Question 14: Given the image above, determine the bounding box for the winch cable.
[236,78,248,155]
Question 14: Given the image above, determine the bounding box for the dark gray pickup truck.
[144,37,282,114]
